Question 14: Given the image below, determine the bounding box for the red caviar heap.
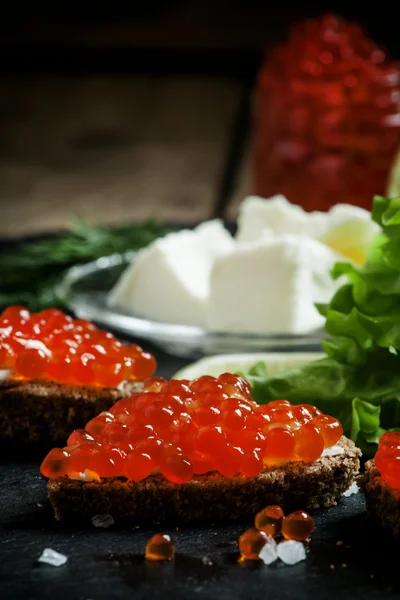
[374,432,400,489]
[0,305,156,387]
[40,374,343,484]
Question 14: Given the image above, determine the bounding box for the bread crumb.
[330,564,335,570]
[341,563,347,568]
[336,540,343,546]
[92,514,114,528]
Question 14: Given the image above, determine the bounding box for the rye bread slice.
[0,378,143,444]
[47,436,360,525]
[361,459,400,537]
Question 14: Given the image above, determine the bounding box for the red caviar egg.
[0,343,16,368]
[15,347,48,379]
[267,399,291,409]
[145,533,175,561]
[214,444,244,477]
[282,510,314,541]
[378,431,400,450]
[295,422,325,463]
[312,414,343,447]
[195,425,226,456]
[377,453,400,489]
[239,449,263,477]
[238,528,268,560]
[160,451,193,484]
[40,448,70,478]
[218,373,251,397]
[192,452,214,474]
[72,352,96,385]
[143,377,167,392]
[68,443,97,473]
[124,450,155,481]
[239,428,266,453]
[90,447,125,478]
[264,428,295,461]
[134,437,163,462]
[255,505,285,537]
[85,412,115,438]
[67,429,95,446]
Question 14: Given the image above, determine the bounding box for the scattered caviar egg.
[145,533,175,561]
[254,505,285,537]
[238,528,269,560]
[282,510,314,541]
[40,372,343,485]
[0,305,156,387]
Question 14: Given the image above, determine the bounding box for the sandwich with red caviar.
[362,432,400,537]
[0,305,156,444]
[41,374,360,524]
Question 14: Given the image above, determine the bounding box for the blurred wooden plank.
[0,76,241,236]
[226,141,252,221]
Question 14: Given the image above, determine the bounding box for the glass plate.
[56,253,326,359]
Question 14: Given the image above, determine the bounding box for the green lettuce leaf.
[243,196,400,456]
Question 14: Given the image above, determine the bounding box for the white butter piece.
[207,235,340,334]
[0,369,11,381]
[321,444,345,457]
[108,220,234,327]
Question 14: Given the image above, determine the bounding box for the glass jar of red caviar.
[253,14,400,211]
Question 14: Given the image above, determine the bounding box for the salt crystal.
[343,481,359,497]
[277,541,306,565]
[38,548,68,567]
[258,538,278,565]
[92,514,114,528]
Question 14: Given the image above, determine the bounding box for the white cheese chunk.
[236,196,378,263]
[108,220,234,327]
[206,235,340,334]
[236,195,328,243]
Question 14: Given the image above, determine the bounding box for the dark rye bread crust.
[0,378,143,444]
[361,459,400,537]
[48,436,360,525]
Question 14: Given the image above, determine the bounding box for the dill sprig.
[0,218,172,312]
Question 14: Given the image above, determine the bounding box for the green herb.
[0,218,172,312]
[243,195,400,456]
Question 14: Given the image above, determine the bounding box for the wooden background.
[0,2,398,237]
